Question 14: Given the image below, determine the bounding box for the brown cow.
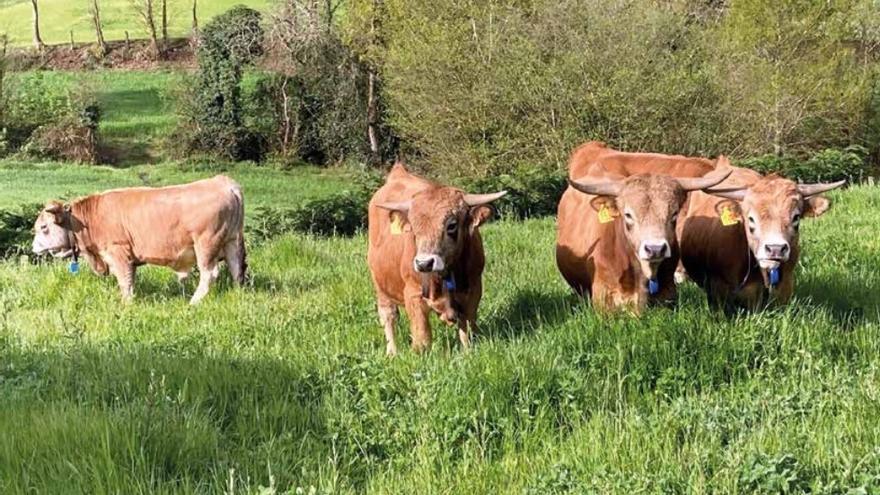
[31,176,246,304]
[679,168,844,309]
[556,149,730,312]
[367,163,506,355]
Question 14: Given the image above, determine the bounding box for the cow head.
[570,169,731,281]
[32,201,75,258]
[376,188,507,274]
[708,175,844,286]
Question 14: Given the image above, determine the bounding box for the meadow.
[0,0,271,46]
[2,158,880,492]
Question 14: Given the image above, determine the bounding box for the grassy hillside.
[0,0,272,46]
[2,160,879,492]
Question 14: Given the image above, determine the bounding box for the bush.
[461,166,567,219]
[741,146,870,184]
[174,6,266,161]
[0,203,41,259]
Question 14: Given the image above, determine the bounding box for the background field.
[2,169,880,492]
[0,0,271,46]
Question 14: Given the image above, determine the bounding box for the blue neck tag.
[648,278,660,295]
[769,267,780,287]
[69,261,80,274]
[444,273,456,292]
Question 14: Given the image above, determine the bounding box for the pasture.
[2,162,880,493]
[0,0,271,46]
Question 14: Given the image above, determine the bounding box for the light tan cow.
[556,147,730,312]
[367,163,506,355]
[31,175,246,304]
[679,168,844,309]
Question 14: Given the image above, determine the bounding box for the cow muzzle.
[638,240,671,262]
[413,254,445,273]
[756,240,790,269]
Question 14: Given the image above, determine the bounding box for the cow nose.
[414,257,434,272]
[640,241,670,261]
[764,243,790,259]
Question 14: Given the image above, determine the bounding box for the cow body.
[32,175,246,304]
[367,164,504,355]
[556,143,729,313]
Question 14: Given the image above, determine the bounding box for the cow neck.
[418,234,471,301]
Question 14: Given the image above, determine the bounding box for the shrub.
[460,166,567,220]
[174,6,265,161]
[0,203,41,259]
[741,146,870,184]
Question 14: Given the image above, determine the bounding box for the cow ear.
[803,195,831,218]
[589,196,618,215]
[469,205,496,233]
[45,201,64,215]
[389,210,411,234]
[714,199,743,223]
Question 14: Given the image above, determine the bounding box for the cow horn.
[797,180,846,198]
[463,191,508,206]
[568,178,623,197]
[705,186,748,201]
[375,200,412,213]
[676,169,733,192]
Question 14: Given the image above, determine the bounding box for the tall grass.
[1,164,878,492]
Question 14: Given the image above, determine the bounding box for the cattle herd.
[30,141,845,355]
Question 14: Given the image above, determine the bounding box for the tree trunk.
[69,30,75,51]
[366,0,384,164]
[0,34,8,114]
[161,0,168,52]
[91,0,108,57]
[31,0,45,51]
[192,0,198,34]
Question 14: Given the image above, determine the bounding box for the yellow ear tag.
[597,204,615,224]
[390,215,403,235]
[720,206,740,227]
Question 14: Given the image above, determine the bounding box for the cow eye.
[747,215,756,234]
[624,212,634,224]
[670,213,679,225]
[446,220,459,236]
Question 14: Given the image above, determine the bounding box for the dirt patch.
[8,37,197,71]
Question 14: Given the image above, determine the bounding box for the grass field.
[2,158,880,492]
[0,0,272,46]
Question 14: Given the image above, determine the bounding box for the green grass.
[2,160,880,493]
[0,0,272,46]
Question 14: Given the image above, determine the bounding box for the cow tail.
[230,183,248,285]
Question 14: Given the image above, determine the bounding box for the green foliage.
[181,5,266,161]
[741,146,870,184]
[461,165,567,219]
[0,202,40,257]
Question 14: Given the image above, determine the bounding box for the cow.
[556,143,731,312]
[679,168,844,310]
[367,163,506,356]
[31,175,246,304]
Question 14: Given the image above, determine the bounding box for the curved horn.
[705,186,747,201]
[568,177,623,197]
[375,200,412,213]
[463,191,508,207]
[676,169,732,192]
[797,180,846,198]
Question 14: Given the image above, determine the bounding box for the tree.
[131,0,161,58]
[30,0,45,51]
[89,0,108,57]
[161,0,168,51]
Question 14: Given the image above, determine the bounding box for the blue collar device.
[444,273,456,292]
[768,267,781,287]
[648,278,660,295]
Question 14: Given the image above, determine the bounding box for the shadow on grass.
[479,288,575,342]
[797,275,879,328]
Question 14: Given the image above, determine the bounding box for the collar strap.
[62,206,80,263]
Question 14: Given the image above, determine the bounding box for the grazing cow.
[679,168,844,309]
[31,176,246,304]
[367,163,506,355]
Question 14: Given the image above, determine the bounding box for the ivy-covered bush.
[174,6,266,161]
[0,203,41,258]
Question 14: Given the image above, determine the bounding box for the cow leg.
[404,291,432,353]
[191,263,219,305]
[176,271,190,296]
[377,298,399,356]
[106,255,135,301]
[224,236,247,286]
